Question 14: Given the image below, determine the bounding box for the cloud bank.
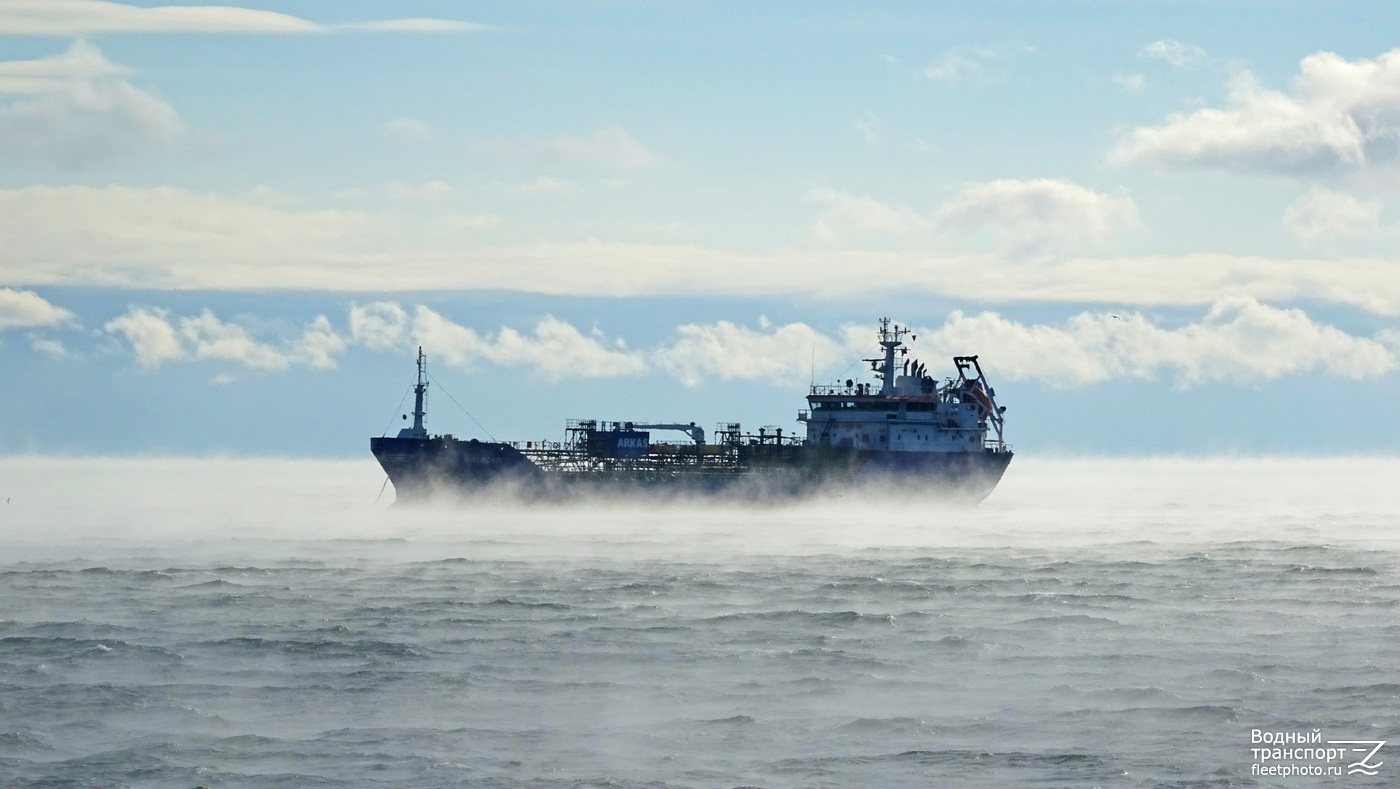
[654,319,847,386]
[104,307,345,370]
[912,298,1393,387]
[7,183,1400,312]
[349,303,645,381]
[0,1,481,36]
[91,301,1400,390]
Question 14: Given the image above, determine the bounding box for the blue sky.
[4,0,1400,456]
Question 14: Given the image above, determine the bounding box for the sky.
[4,0,1400,456]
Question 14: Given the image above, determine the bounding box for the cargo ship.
[370,318,1013,502]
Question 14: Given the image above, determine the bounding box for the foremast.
[398,346,429,440]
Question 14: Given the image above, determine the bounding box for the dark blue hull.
[370,436,542,500]
[371,436,1012,503]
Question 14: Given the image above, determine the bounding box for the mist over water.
[2,457,1398,787]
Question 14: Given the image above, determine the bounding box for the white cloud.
[912,298,1394,387]
[1112,73,1148,93]
[500,126,660,169]
[641,305,1399,389]
[936,178,1138,245]
[11,184,1400,314]
[0,287,74,330]
[0,38,127,94]
[339,19,480,33]
[411,307,646,381]
[0,1,481,36]
[517,175,578,195]
[0,41,182,165]
[387,180,452,202]
[924,48,988,85]
[180,311,345,370]
[1110,48,1400,179]
[923,44,1032,86]
[92,301,1400,389]
[805,187,928,240]
[30,337,73,358]
[0,184,370,285]
[103,306,183,368]
[349,302,408,351]
[1282,188,1382,242]
[653,319,848,387]
[1139,40,1206,69]
[104,306,347,370]
[378,118,437,147]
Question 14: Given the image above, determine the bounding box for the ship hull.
[371,437,1012,503]
[370,436,543,500]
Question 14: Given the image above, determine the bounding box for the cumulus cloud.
[1282,188,1382,242]
[912,298,1394,387]
[1139,40,1206,69]
[0,41,182,165]
[411,308,646,381]
[181,311,345,370]
[103,306,183,368]
[348,302,408,351]
[378,118,437,147]
[104,307,346,370]
[638,305,1399,389]
[805,187,928,240]
[653,319,849,387]
[936,178,1138,245]
[90,302,1400,389]
[0,1,481,36]
[0,287,74,330]
[499,126,660,169]
[1110,48,1400,180]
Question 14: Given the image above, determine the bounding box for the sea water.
[0,457,1397,787]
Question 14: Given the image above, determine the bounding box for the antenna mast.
[409,346,428,438]
[865,317,910,395]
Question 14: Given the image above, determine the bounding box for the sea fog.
[1,457,1397,787]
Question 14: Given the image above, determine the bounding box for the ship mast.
[409,346,428,438]
[868,317,909,395]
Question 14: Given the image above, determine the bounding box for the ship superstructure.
[802,318,1006,455]
[370,318,1013,501]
